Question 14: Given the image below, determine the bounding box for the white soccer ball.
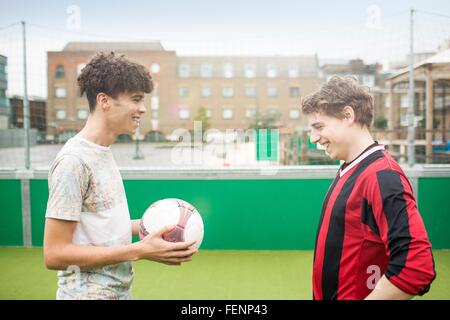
[139,198,204,249]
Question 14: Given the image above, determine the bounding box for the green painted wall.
[418,178,450,250]
[124,179,329,249]
[0,180,23,246]
[30,180,49,247]
[1,177,450,249]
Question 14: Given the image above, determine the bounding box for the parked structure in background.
[8,96,46,141]
[0,54,9,129]
[386,48,450,163]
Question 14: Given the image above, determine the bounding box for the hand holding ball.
[139,198,204,250]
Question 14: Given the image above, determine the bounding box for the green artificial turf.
[0,248,448,300]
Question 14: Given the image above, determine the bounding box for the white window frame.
[56,110,66,120]
[244,64,256,78]
[77,109,88,120]
[222,108,233,119]
[244,86,256,97]
[55,65,65,78]
[223,63,233,79]
[222,87,234,97]
[400,95,408,108]
[201,87,212,97]
[200,64,213,78]
[245,108,256,119]
[267,87,277,97]
[178,64,190,78]
[385,94,391,108]
[400,112,408,126]
[179,108,190,120]
[289,87,300,98]
[288,64,299,78]
[179,87,189,97]
[289,109,300,119]
[55,87,66,98]
[267,64,277,78]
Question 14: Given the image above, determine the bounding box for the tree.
[194,106,211,132]
[249,111,281,130]
[418,117,441,129]
[373,115,388,129]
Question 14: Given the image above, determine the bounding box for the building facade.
[9,96,47,140]
[0,55,9,129]
[47,42,321,139]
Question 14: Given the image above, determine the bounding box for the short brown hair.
[301,75,373,127]
[78,52,153,111]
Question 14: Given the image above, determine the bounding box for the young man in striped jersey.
[302,76,435,300]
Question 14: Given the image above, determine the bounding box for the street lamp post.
[133,127,144,160]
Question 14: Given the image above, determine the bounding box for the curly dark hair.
[77,52,153,111]
[301,75,373,127]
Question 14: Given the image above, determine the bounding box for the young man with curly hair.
[302,76,436,300]
[43,52,197,300]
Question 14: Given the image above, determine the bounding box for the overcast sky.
[1,0,450,96]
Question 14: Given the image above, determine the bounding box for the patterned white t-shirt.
[45,136,133,300]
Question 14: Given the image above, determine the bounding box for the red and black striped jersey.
[313,143,436,300]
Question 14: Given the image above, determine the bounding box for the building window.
[178,64,190,78]
[289,109,300,119]
[222,108,233,119]
[244,86,256,97]
[150,63,160,74]
[385,94,391,108]
[55,87,66,98]
[223,63,233,78]
[288,64,299,78]
[56,110,66,120]
[77,109,88,120]
[200,64,212,78]
[244,64,256,78]
[179,87,189,97]
[55,65,65,79]
[205,109,212,119]
[400,95,408,108]
[267,87,277,97]
[201,87,212,97]
[77,64,86,76]
[400,113,408,126]
[289,87,300,98]
[266,64,277,78]
[222,87,234,97]
[245,108,256,119]
[179,109,190,120]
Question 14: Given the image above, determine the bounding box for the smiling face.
[106,91,147,135]
[307,111,353,162]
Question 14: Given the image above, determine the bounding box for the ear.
[342,106,356,125]
[96,93,111,111]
